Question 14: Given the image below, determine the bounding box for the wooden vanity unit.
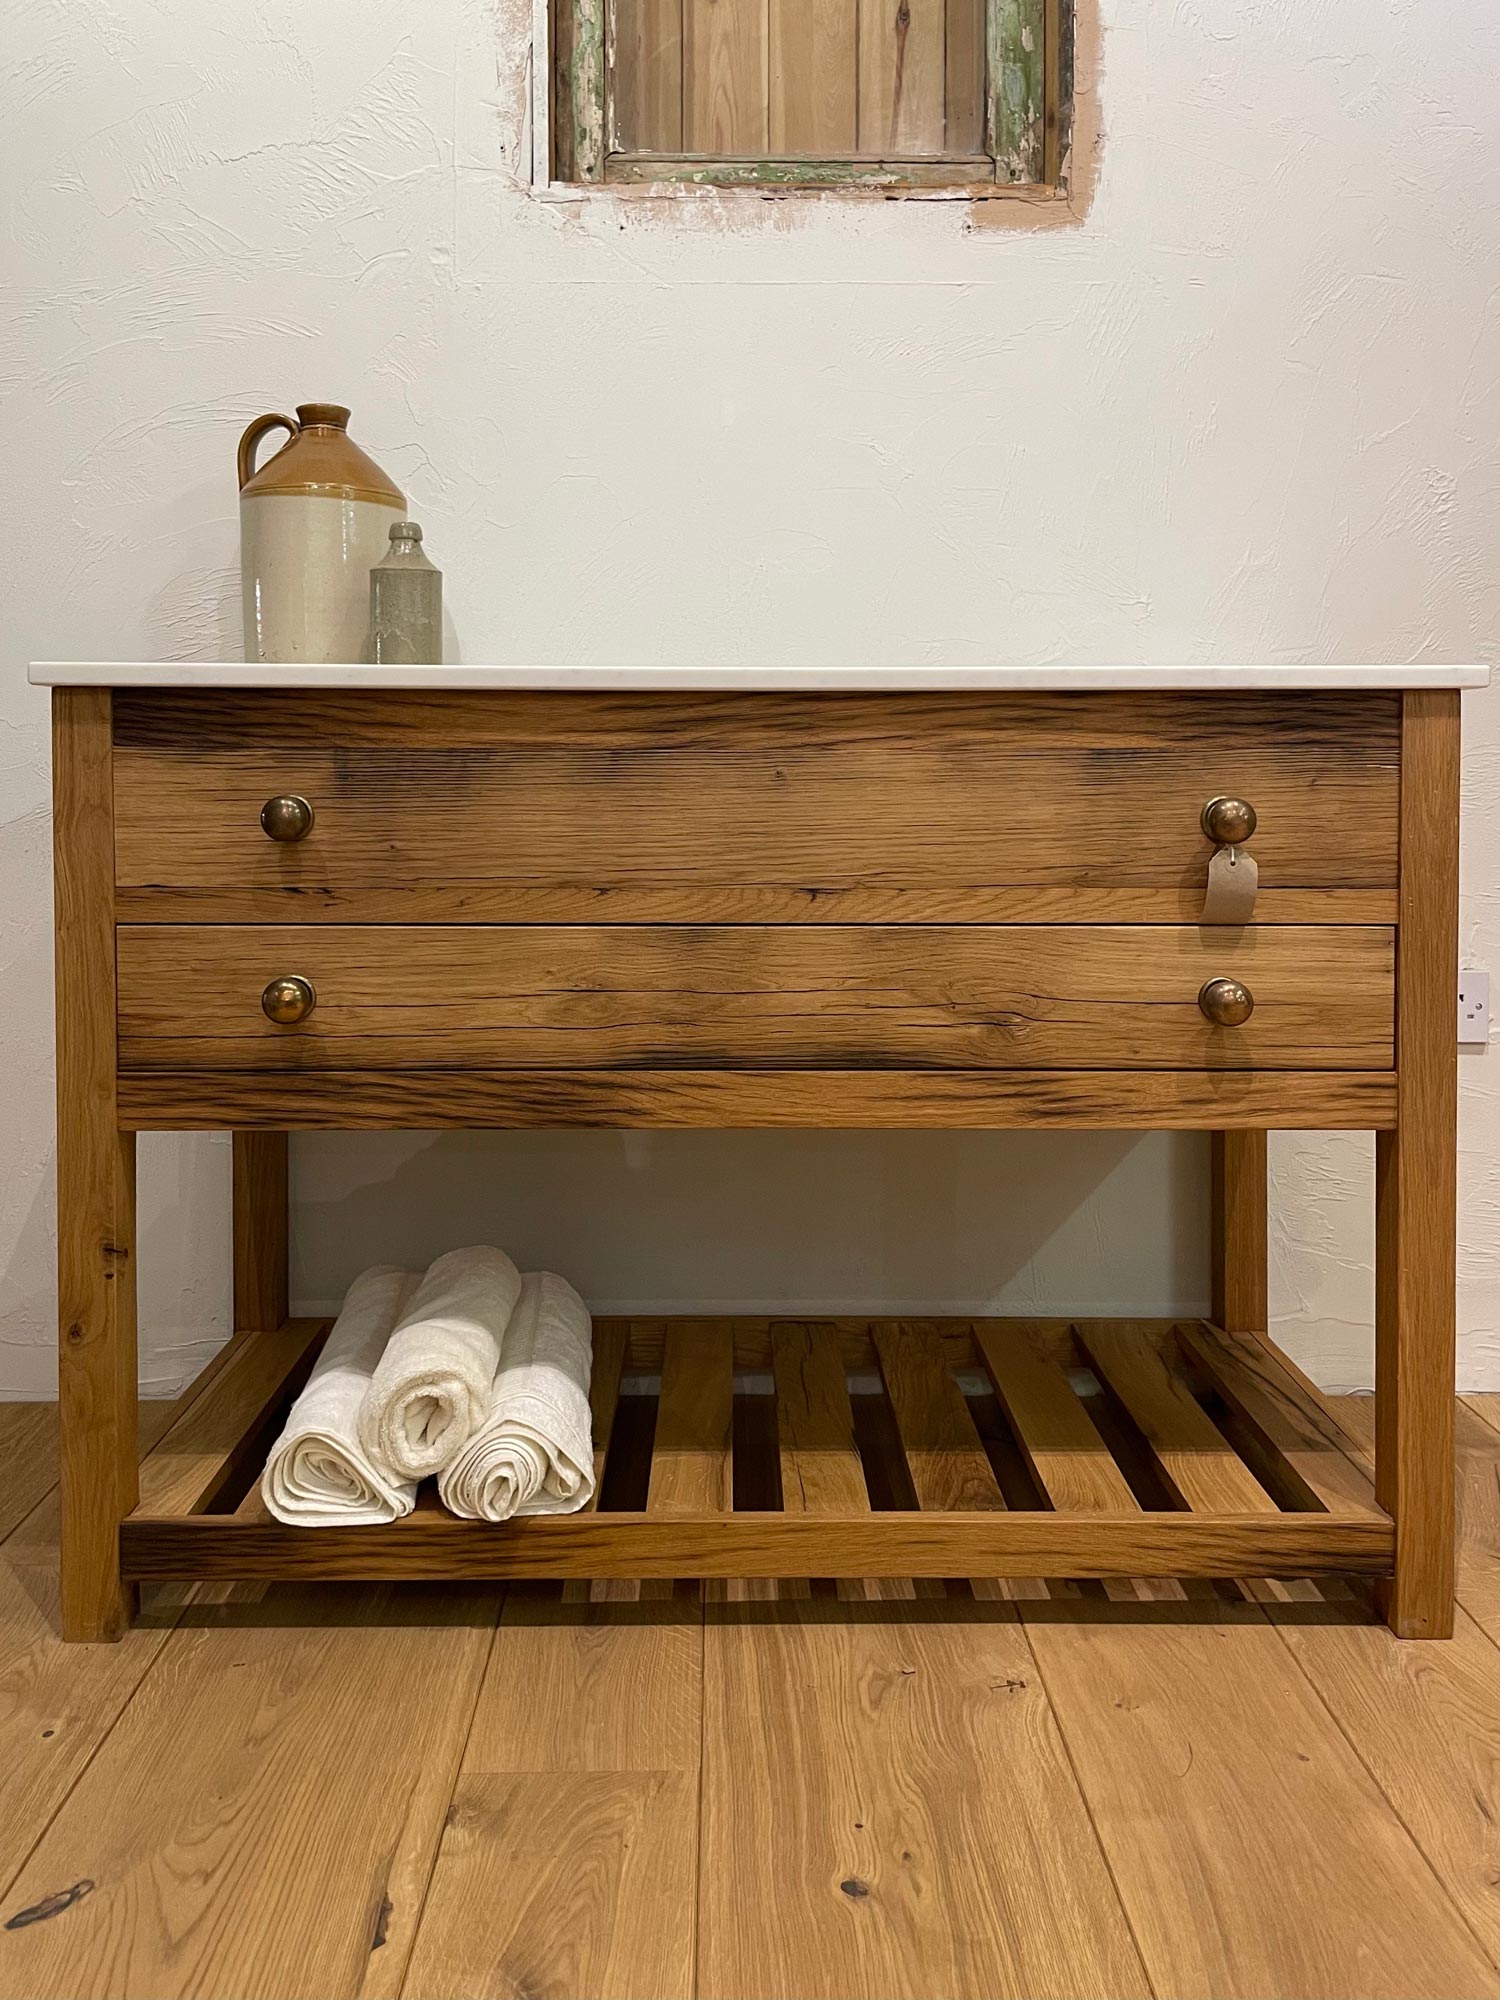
[35,661,1485,1641]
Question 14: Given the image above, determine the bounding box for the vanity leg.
[1376,689,1459,1640]
[1210,1131,1268,1332]
[54,687,138,1642]
[232,1133,290,1331]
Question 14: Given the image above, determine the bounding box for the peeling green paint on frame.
[989,0,1047,183]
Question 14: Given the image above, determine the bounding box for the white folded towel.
[438,1271,595,1521]
[357,1245,523,1480]
[261,1266,421,1525]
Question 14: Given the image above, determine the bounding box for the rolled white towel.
[439,1271,595,1522]
[261,1266,421,1525]
[356,1245,523,1480]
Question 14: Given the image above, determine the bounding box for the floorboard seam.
[394,1585,508,2000]
[1264,1606,1499,1971]
[1013,1602,1161,2000]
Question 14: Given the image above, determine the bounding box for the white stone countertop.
[29,661,1491,691]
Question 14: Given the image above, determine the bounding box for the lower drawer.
[115,926,1394,1071]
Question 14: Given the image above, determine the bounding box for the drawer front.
[111,691,1399,924]
[116,925,1394,1072]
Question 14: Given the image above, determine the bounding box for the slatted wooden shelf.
[120,1316,1391,1585]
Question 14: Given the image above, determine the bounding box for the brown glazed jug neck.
[237,403,405,507]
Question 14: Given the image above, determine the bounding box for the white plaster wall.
[2,0,1497,1396]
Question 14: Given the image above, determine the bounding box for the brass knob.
[261,975,316,1025]
[1198,976,1254,1027]
[260,794,314,842]
[1201,796,1257,846]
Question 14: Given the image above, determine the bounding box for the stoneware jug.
[237,403,405,663]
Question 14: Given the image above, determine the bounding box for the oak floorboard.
[1461,1391,1500,1437]
[697,1596,1150,1999]
[402,1582,701,1999]
[0,1584,500,2000]
[0,1407,60,1545]
[1023,1597,1496,1999]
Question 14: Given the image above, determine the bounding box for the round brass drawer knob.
[260,794,314,842]
[262,975,316,1025]
[1201,796,1257,846]
[1198,976,1254,1027]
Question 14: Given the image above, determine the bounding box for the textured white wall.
[2,0,1497,1396]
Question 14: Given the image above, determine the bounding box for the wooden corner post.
[232,1133,290,1332]
[1376,690,1460,1638]
[1210,1130,1268,1333]
[53,687,138,1641]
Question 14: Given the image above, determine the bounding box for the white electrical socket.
[1459,968,1490,1043]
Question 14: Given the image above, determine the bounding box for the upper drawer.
[115,923,1393,1071]
[111,690,1399,924]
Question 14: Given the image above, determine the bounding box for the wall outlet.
[1459,968,1490,1043]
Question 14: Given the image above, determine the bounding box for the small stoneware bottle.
[368,521,443,665]
[237,404,405,663]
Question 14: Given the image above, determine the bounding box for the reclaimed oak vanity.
[34,661,1485,1641]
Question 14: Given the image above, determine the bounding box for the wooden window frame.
[548,0,1071,196]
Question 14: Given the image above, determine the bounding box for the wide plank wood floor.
[0,1396,1493,2000]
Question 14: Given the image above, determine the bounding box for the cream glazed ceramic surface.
[238,404,405,664]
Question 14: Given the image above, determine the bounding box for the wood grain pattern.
[649,1322,734,1512]
[404,1588,701,2000]
[683,0,767,152]
[0,1584,499,2000]
[872,1322,1006,1510]
[584,1320,628,1509]
[118,1065,1400,1132]
[110,689,1400,921]
[0,1407,61,1546]
[975,1323,1139,1511]
[611,0,684,149]
[231,1133,288,1333]
[1022,1598,1497,2000]
[53,686,137,1643]
[769,0,857,152]
[1211,1128,1268,1332]
[116,923,1395,1073]
[120,1508,1394,1581]
[1176,1320,1380,1516]
[1377,690,1460,1636]
[1264,1594,1499,1966]
[771,1323,870,1513]
[699,1599,1151,2000]
[131,1320,328,1517]
[858,0,946,153]
[1079,1322,1279,1514]
[945,0,986,151]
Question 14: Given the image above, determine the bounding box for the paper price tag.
[1201,844,1258,924]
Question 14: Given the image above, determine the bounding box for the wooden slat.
[120,1509,1395,1581]
[131,1319,327,1517]
[1210,1128,1268,1332]
[1079,1322,1279,1514]
[404,1585,700,1998]
[1177,1320,1381,1516]
[974,1323,1138,1511]
[699,1599,1151,1999]
[770,1322,869,1512]
[648,1322,733,1513]
[581,1320,628,1511]
[858,0,947,154]
[990,0,1046,180]
[946,0,985,151]
[769,0,857,153]
[115,923,1395,1072]
[683,0,767,153]
[110,689,1401,911]
[119,1066,1400,1133]
[1377,689,1460,1637]
[1022,1599,1497,2000]
[871,1323,1006,1511]
[611,0,683,150]
[231,1131,288,1333]
[53,685,137,1643]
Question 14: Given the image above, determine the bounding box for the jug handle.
[237,412,299,491]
